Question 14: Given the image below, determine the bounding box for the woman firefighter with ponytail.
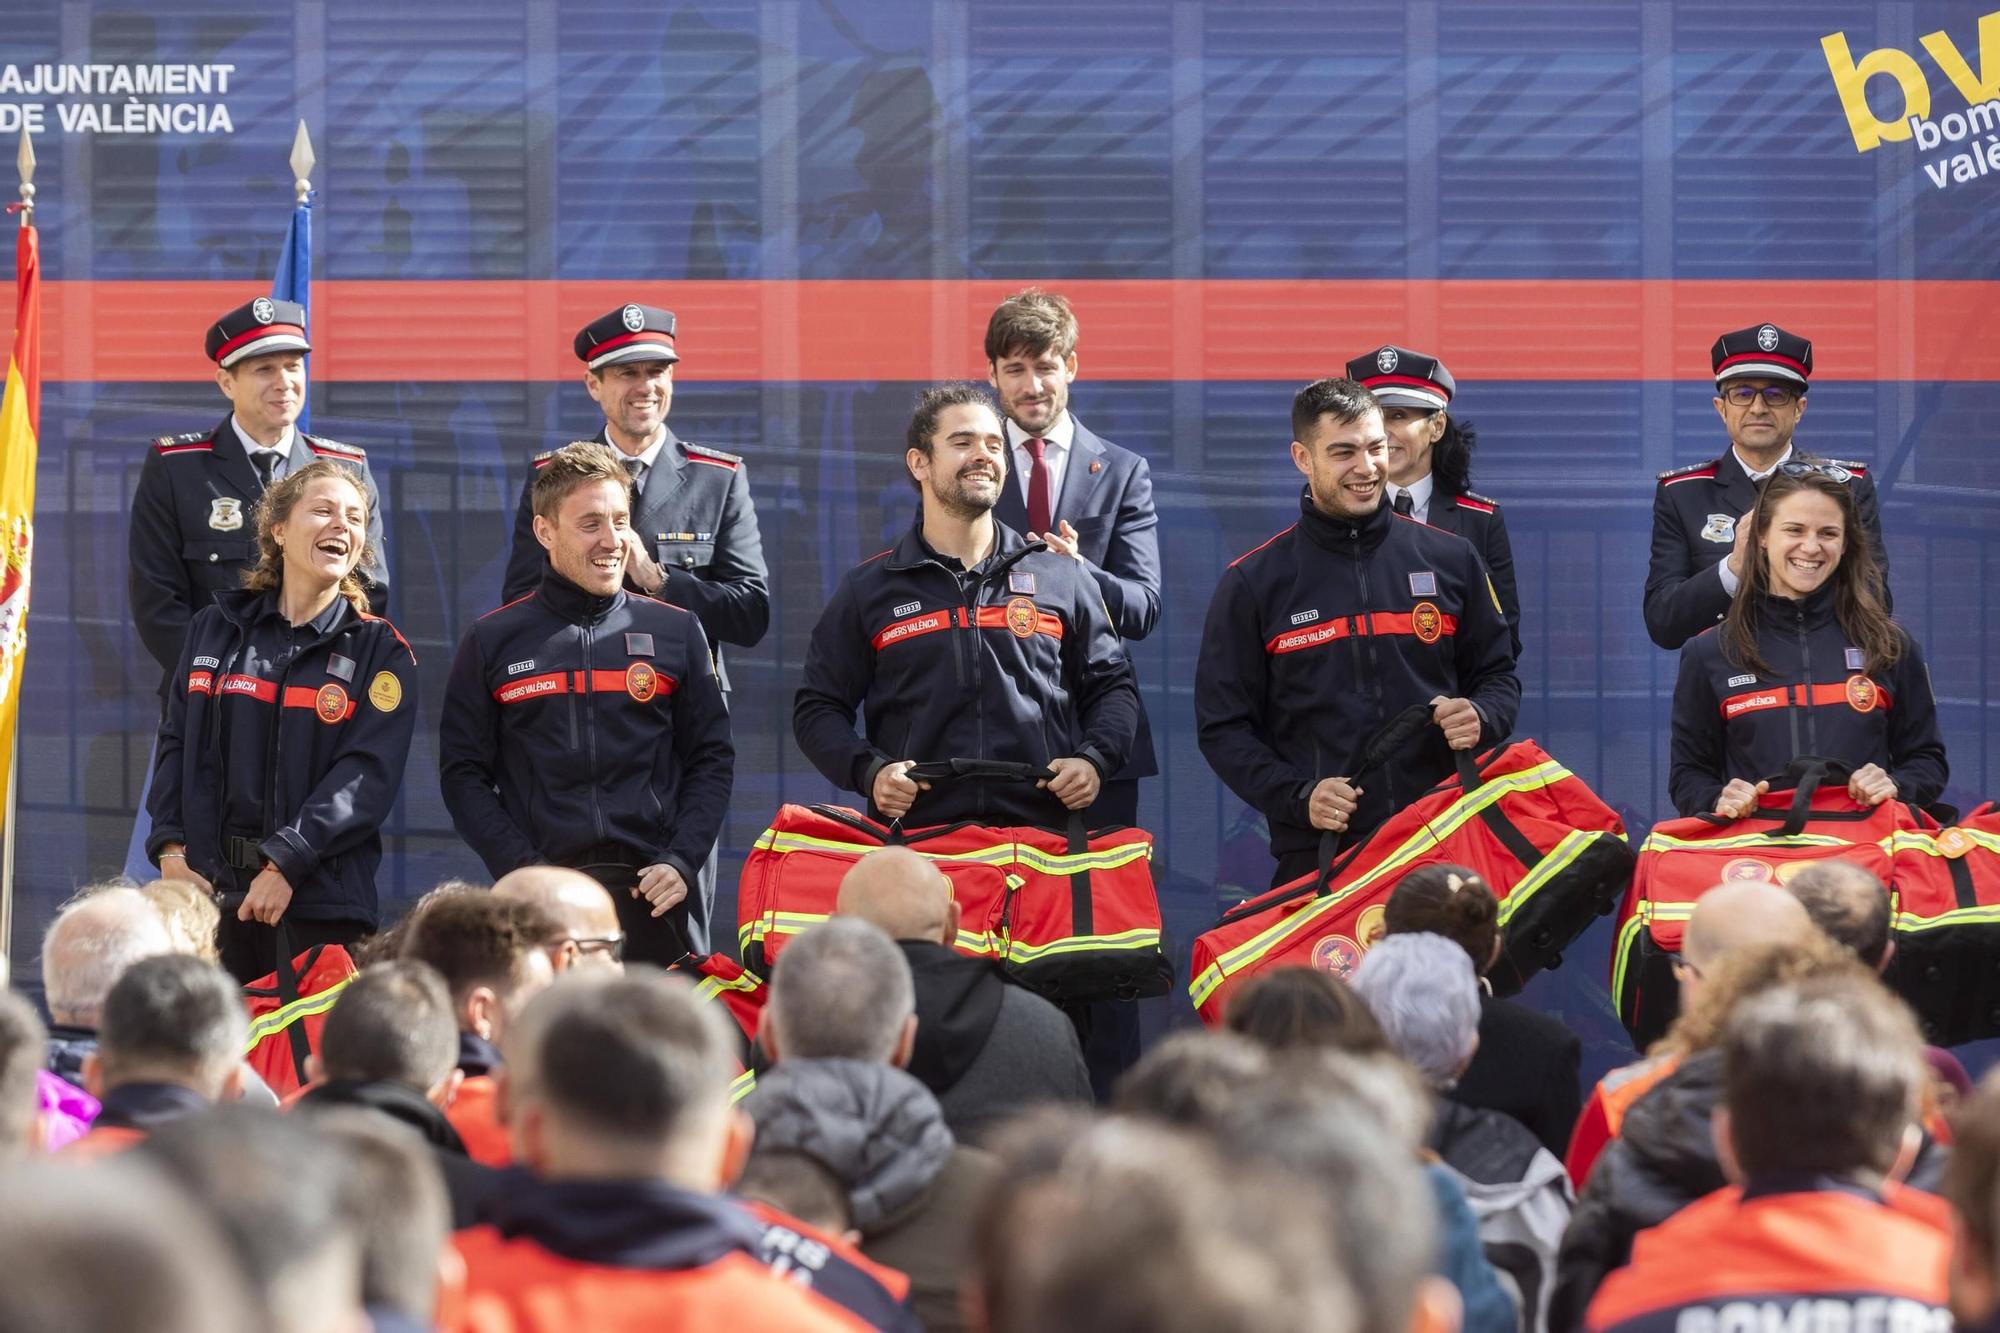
[1668,465,1946,820]
[146,458,418,982]
[1346,346,1521,658]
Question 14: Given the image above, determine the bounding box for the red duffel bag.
[1613,759,1923,1047]
[243,922,358,1099]
[680,952,765,1104]
[737,760,1171,1005]
[1188,706,1634,1025]
[1886,802,2000,1046]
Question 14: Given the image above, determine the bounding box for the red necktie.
[1025,437,1052,535]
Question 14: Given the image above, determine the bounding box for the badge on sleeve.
[367,671,403,713]
[1407,571,1437,597]
[1700,514,1735,544]
[1009,571,1036,595]
[208,497,244,531]
[625,632,655,657]
[1845,648,1865,672]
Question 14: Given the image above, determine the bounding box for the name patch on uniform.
[208,497,244,531]
[506,659,536,675]
[625,633,654,657]
[893,601,922,617]
[326,653,356,682]
[1290,609,1320,626]
[1407,571,1438,597]
[1700,513,1736,544]
[1728,673,1758,688]
[1845,647,1866,672]
[1009,571,1036,595]
[192,655,220,670]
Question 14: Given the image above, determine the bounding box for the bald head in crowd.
[1680,880,1815,1003]
[836,847,957,945]
[41,886,175,1028]
[1785,862,1893,971]
[494,865,625,972]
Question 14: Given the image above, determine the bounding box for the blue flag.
[272,195,311,432]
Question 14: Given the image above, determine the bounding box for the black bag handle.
[1696,756,1852,837]
[270,916,315,1085]
[896,759,1092,939]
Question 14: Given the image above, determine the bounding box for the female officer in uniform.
[147,458,418,981]
[1669,466,1946,820]
[1346,346,1521,658]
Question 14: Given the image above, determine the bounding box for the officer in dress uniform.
[128,298,389,691]
[498,304,767,954]
[1643,323,1887,651]
[1344,345,1521,658]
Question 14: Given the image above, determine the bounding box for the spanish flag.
[0,219,39,817]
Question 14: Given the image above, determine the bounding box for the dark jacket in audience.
[744,1057,996,1333]
[297,1077,513,1229]
[1450,994,1582,1157]
[899,941,1092,1145]
[458,1031,502,1078]
[46,1024,95,1091]
[1432,1098,1573,1333]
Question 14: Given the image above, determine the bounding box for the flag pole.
[1,128,34,966]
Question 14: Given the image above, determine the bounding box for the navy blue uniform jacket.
[145,589,417,924]
[128,417,390,684]
[1668,588,1946,817]
[793,520,1141,828]
[500,427,768,691]
[1430,489,1522,661]
[994,416,1162,783]
[1644,448,1886,651]
[1196,491,1521,860]
[439,572,734,885]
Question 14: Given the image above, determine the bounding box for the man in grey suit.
[985,290,1161,830]
[985,290,1163,1096]
[499,303,769,954]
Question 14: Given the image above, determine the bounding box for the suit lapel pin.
[1089,460,1102,474]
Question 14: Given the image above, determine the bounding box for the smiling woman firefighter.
[145,458,418,983]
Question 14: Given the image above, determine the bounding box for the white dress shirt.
[1005,414,1076,519]
[1717,444,1793,596]
[1387,473,1436,525]
[232,415,298,483]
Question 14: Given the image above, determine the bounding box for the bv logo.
[1821,10,2000,151]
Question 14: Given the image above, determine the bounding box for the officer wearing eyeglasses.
[1643,324,1887,650]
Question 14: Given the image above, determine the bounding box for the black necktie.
[1392,490,1414,517]
[250,451,280,490]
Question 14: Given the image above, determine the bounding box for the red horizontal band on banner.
[5,279,1997,383]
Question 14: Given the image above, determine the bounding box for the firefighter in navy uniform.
[1644,323,1887,651]
[442,443,734,968]
[1344,345,1522,658]
[1196,378,1520,887]
[1669,466,1945,820]
[145,459,417,983]
[793,384,1139,832]
[499,303,765,954]
[128,297,389,689]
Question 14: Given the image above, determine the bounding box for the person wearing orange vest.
[401,893,561,1169]
[1565,881,1813,1185]
[1584,972,1949,1333]
[68,955,247,1157]
[448,970,869,1332]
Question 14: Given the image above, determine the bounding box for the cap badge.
[1757,325,1779,352]
[251,297,276,325]
[622,304,645,332]
[1376,347,1399,373]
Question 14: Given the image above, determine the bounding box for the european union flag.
[271,193,311,432]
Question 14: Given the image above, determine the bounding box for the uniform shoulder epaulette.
[151,430,215,455]
[1657,460,1717,485]
[683,442,743,469]
[302,434,367,460]
[1455,491,1499,514]
[530,449,557,470]
[1825,457,1869,475]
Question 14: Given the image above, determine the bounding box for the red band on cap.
[1362,373,1451,398]
[1716,350,1808,377]
[213,323,306,364]
[585,330,677,361]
